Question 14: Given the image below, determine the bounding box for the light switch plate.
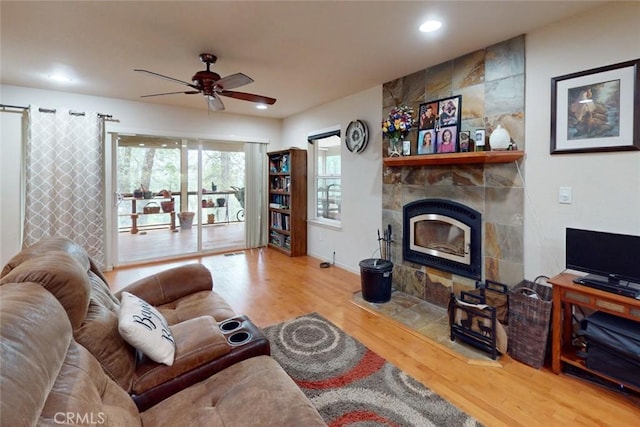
[559,187,572,204]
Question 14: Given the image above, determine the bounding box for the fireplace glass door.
[409,214,471,265]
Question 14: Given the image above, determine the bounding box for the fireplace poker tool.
[386,224,392,261]
[376,225,393,262]
[377,229,386,260]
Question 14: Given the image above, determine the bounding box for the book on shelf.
[270,230,288,248]
[270,211,290,231]
[269,194,290,209]
[269,153,290,174]
[271,176,291,191]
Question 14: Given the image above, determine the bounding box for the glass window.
[116,139,181,231]
[313,135,341,223]
[187,147,245,219]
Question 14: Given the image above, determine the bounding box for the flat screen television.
[566,228,640,298]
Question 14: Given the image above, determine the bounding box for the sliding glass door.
[114,134,246,265]
[187,140,246,254]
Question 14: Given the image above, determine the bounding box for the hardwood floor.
[116,222,244,265]
[104,248,639,426]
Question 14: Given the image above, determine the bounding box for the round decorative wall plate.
[345,120,369,153]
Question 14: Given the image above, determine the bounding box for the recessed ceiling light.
[48,74,73,83]
[419,20,442,33]
[256,104,268,110]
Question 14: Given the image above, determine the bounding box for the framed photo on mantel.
[550,59,640,154]
[418,95,462,153]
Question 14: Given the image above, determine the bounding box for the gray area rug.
[262,312,482,427]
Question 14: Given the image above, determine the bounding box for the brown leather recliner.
[0,237,324,424]
[0,281,326,426]
[0,237,240,407]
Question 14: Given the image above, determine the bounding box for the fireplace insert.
[403,199,481,279]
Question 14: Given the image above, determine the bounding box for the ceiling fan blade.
[141,90,201,98]
[218,90,276,105]
[207,95,225,111]
[134,69,198,89]
[214,73,254,91]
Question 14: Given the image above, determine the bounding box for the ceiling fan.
[134,53,276,111]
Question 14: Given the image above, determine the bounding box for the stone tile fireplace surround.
[382,36,525,309]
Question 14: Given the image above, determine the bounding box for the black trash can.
[359,258,393,303]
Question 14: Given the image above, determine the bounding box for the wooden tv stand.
[549,273,640,392]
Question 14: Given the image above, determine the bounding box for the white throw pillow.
[118,291,176,365]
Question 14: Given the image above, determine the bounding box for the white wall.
[524,2,640,278]
[1,85,282,142]
[282,86,383,272]
[0,85,282,265]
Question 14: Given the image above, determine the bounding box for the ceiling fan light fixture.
[419,20,442,33]
[256,104,268,110]
[136,53,276,111]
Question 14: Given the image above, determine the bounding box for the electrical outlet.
[559,187,572,204]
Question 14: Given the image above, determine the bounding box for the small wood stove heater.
[403,198,481,280]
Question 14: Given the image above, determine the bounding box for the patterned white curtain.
[244,142,267,248]
[24,106,105,267]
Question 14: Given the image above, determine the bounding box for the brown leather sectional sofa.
[0,237,325,426]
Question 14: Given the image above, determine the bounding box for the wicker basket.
[507,276,553,369]
[143,201,161,214]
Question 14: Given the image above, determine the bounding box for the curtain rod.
[0,104,118,122]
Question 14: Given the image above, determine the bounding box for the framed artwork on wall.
[550,59,640,154]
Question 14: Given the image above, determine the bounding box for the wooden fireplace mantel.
[383,150,524,167]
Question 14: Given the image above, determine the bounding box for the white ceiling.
[1,1,605,119]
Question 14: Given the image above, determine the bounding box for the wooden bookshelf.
[383,150,524,167]
[267,148,307,256]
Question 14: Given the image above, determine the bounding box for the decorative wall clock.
[345,120,369,153]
